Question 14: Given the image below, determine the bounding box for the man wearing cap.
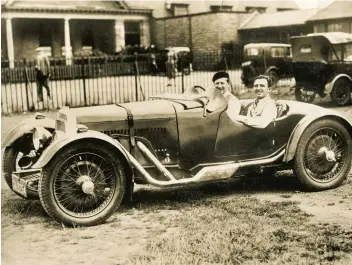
[213,72,277,129]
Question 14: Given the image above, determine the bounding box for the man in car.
[213,72,277,129]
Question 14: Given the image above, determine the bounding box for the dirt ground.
[1,97,352,265]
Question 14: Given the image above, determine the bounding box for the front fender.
[284,111,352,162]
[32,130,132,169]
[1,114,55,149]
[324,74,352,94]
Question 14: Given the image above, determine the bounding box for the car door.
[214,111,275,160]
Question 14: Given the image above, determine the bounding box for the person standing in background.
[166,49,178,88]
[35,48,51,105]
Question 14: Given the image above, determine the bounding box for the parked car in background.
[290,32,352,106]
[241,43,293,88]
[155,47,193,75]
[2,85,352,227]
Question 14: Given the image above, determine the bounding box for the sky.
[294,0,335,9]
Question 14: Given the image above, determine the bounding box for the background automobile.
[241,43,293,88]
[290,32,352,106]
[2,86,352,226]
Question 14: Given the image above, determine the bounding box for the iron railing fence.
[1,52,292,114]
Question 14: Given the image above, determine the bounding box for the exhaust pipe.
[18,155,34,169]
[124,141,285,188]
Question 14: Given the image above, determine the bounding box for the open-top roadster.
[2,86,352,226]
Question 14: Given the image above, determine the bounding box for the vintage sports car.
[290,32,352,106]
[2,86,352,226]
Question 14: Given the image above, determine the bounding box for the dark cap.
[212,71,229,82]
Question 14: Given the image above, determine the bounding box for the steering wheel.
[189,85,206,95]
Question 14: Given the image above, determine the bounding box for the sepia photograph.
[1,0,352,264]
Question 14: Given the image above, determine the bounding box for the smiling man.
[214,73,277,129]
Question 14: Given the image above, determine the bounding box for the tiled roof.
[307,1,352,21]
[239,8,318,30]
[2,0,152,14]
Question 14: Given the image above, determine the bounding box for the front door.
[215,111,275,160]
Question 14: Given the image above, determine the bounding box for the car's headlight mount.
[32,127,52,150]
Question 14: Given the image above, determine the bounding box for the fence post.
[81,57,87,106]
[134,53,138,101]
[181,57,185,93]
[24,61,30,111]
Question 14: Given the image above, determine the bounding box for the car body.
[290,32,352,106]
[2,86,352,226]
[154,47,192,75]
[241,43,293,88]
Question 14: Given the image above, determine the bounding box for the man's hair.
[254,75,271,87]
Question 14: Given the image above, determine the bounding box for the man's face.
[214,78,230,94]
[253,78,270,99]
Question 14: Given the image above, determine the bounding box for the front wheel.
[39,142,127,227]
[295,86,316,103]
[268,71,278,89]
[293,119,352,191]
[2,147,39,199]
[331,78,352,106]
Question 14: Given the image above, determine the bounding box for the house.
[306,1,352,33]
[1,0,152,67]
[129,0,299,18]
[238,9,318,43]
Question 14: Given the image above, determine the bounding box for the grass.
[2,176,352,265]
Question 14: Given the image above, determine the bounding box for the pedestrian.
[35,48,51,104]
[166,49,177,87]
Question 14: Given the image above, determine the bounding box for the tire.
[293,119,352,191]
[2,147,39,199]
[295,86,316,103]
[39,142,127,227]
[268,71,279,89]
[331,78,352,106]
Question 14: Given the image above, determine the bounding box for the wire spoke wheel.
[294,119,352,191]
[54,152,116,217]
[303,128,346,182]
[39,142,127,226]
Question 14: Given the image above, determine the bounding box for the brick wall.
[153,12,252,53]
[1,19,8,59]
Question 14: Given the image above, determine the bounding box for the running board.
[124,141,285,188]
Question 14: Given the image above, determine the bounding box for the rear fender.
[1,114,55,149]
[324,74,352,94]
[284,113,352,162]
[32,130,132,170]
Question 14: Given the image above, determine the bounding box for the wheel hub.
[318,147,336,162]
[76,175,95,195]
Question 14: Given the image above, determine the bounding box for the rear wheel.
[331,78,351,106]
[293,119,352,191]
[295,86,316,103]
[39,142,127,227]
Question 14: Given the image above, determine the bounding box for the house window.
[124,21,141,46]
[172,4,189,16]
[314,23,326,33]
[245,7,267,13]
[327,22,342,32]
[277,8,294,11]
[82,29,94,47]
[210,5,233,12]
